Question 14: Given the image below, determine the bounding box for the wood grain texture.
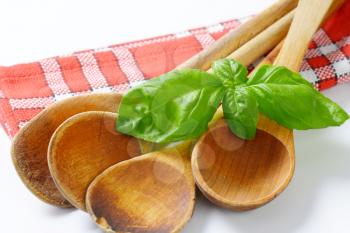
[274,0,336,70]
[192,119,293,211]
[177,0,298,70]
[11,93,122,207]
[226,10,294,66]
[48,111,142,210]
[86,141,195,233]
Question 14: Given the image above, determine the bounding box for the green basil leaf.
[248,64,313,87]
[212,59,248,87]
[116,77,165,140]
[117,69,225,143]
[246,83,349,129]
[222,88,259,139]
[151,69,224,142]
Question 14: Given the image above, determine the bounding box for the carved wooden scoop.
[86,141,194,233]
[11,93,122,207]
[191,0,337,210]
[48,111,143,210]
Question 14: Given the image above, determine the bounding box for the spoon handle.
[274,0,336,71]
[226,10,294,67]
[177,0,298,70]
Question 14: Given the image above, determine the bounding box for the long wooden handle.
[227,10,294,66]
[258,0,344,69]
[177,0,298,70]
[274,0,336,71]
[205,9,294,74]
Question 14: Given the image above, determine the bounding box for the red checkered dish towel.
[0,1,349,138]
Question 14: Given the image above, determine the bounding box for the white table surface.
[1,1,350,233]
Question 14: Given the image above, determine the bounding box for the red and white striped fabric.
[0,1,349,138]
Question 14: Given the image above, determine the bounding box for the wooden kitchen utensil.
[48,111,143,210]
[86,141,194,233]
[178,0,298,70]
[11,93,122,207]
[191,0,337,211]
[11,0,296,208]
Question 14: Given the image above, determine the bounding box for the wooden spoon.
[86,141,194,233]
[48,111,143,210]
[11,93,123,207]
[191,0,337,211]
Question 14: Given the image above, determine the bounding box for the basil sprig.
[117,59,349,142]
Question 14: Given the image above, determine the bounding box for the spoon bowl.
[192,118,294,210]
[11,93,123,207]
[48,111,143,210]
[86,142,195,233]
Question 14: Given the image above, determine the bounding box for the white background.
[0,0,350,233]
